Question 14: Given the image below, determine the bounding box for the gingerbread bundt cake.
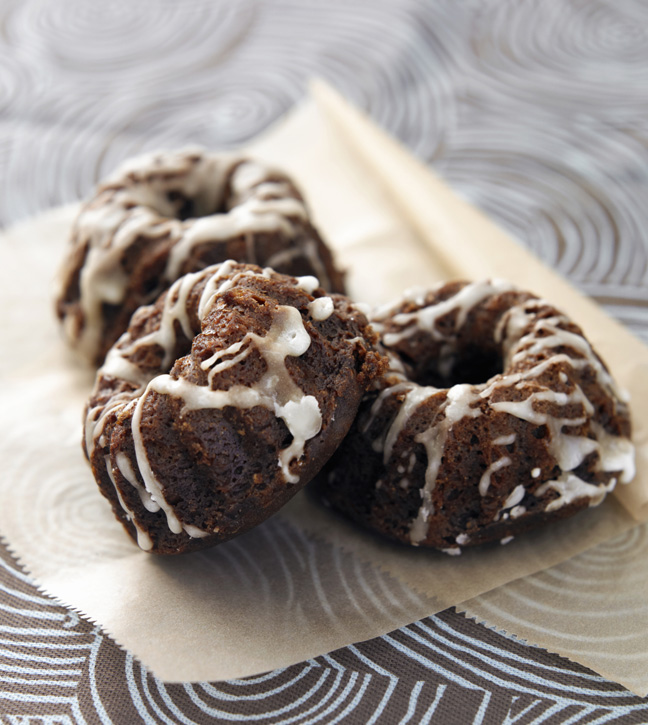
[316,279,635,552]
[84,262,385,554]
[56,149,344,366]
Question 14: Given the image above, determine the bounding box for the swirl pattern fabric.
[1,0,647,720]
[3,536,648,722]
[2,1,647,341]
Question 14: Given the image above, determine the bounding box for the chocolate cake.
[84,261,385,554]
[315,279,635,552]
[56,148,345,366]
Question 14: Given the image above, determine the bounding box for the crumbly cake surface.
[84,261,385,554]
[315,280,635,553]
[56,148,345,365]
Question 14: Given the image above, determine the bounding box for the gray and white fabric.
[1,0,647,721]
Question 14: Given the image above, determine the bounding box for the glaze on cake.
[315,280,635,552]
[84,261,385,554]
[56,148,345,365]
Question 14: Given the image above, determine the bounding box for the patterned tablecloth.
[1,0,647,722]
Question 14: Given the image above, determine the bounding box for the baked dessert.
[315,279,635,552]
[84,261,385,554]
[56,148,345,366]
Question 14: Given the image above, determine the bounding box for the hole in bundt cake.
[441,346,503,386]
[166,190,227,221]
[408,345,504,388]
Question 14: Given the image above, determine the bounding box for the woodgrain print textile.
[1,0,647,721]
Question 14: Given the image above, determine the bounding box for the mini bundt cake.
[315,279,635,553]
[56,148,345,366]
[84,261,385,554]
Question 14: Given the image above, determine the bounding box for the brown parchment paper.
[0,82,646,686]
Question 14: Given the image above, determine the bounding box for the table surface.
[1,0,647,722]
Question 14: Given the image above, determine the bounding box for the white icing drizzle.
[589,421,636,483]
[500,536,515,545]
[353,302,372,316]
[409,384,482,544]
[377,279,515,347]
[75,207,174,361]
[101,267,207,385]
[84,391,136,460]
[506,309,626,404]
[491,392,598,472]
[308,296,335,321]
[492,433,516,446]
[478,456,512,496]
[361,381,415,453]
[384,385,438,462]
[196,259,245,319]
[165,196,304,280]
[510,505,526,519]
[442,547,462,556]
[536,472,614,512]
[130,389,196,536]
[531,467,541,478]
[59,150,316,363]
[502,484,526,510]
[115,452,159,513]
[455,533,470,545]
[479,353,589,400]
[229,160,274,193]
[294,275,320,295]
[491,307,634,487]
[105,456,153,551]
